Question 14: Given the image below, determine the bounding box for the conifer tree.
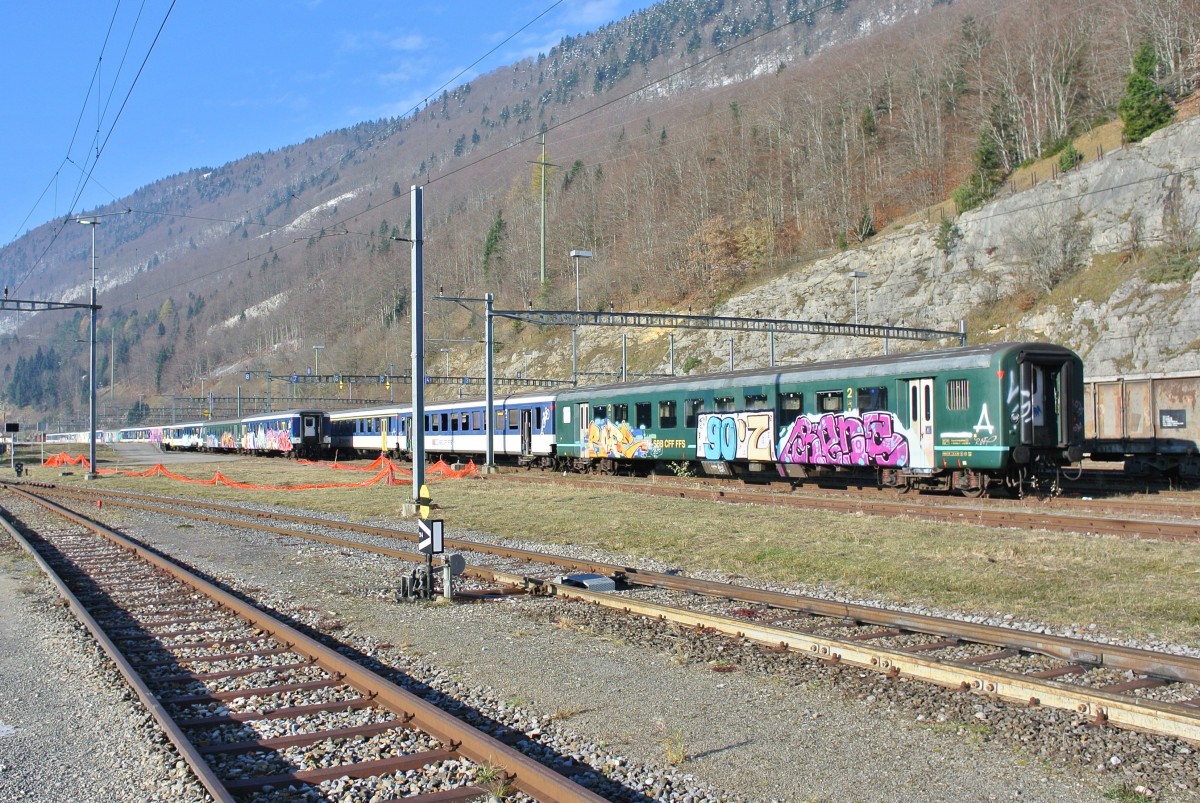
[1118,43,1175,143]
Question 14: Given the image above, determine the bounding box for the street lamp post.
[848,271,868,325]
[78,218,101,479]
[570,250,592,386]
[570,249,592,313]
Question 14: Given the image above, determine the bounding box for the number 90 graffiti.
[698,413,775,462]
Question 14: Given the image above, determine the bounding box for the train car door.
[577,403,590,455]
[303,414,319,439]
[1017,362,1061,447]
[906,378,936,468]
[520,408,533,455]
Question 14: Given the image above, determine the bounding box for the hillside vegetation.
[1,0,1197,429]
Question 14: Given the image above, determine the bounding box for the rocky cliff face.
[655,115,1200,378]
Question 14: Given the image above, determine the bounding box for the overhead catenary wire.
[9,0,1192,323]
[8,0,177,293]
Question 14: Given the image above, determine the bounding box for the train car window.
[507,409,520,430]
[592,404,607,421]
[635,402,652,429]
[685,398,702,428]
[715,396,735,412]
[947,379,970,410]
[659,400,677,428]
[924,385,933,419]
[471,411,482,431]
[497,411,506,431]
[780,392,803,424]
[745,393,768,410]
[424,414,432,431]
[857,387,887,412]
[450,414,459,432]
[462,412,471,431]
[612,403,627,422]
[562,407,572,425]
[441,413,450,432]
[817,391,844,412]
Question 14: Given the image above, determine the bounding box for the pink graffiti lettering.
[862,411,908,466]
[777,412,909,468]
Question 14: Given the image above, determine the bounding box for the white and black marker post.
[416,483,443,600]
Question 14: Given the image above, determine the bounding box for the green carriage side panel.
[557,383,695,462]
[933,343,1084,470]
[556,342,1084,472]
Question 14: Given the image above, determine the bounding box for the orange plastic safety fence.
[295,455,480,480]
[42,452,93,470]
[96,462,399,490]
[69,453,479,491]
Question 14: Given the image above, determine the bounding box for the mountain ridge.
[2,0,1196,429]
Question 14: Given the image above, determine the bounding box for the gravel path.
[0,542,200,802]
[3,490,1195,801]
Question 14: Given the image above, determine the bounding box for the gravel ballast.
[3,489,1196,801]
[0,543,203,802]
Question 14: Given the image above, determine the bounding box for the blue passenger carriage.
[422,392,556,467]
[329,405,411,459]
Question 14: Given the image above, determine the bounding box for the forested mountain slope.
[1,0,1196,428]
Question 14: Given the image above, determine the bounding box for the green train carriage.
[554,342,1084,495]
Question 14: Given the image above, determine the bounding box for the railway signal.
[417,518,443,554]
[415,482,440,599]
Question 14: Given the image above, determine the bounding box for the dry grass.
[43,454,1200,647]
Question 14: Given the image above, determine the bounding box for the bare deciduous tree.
[1011,204,1093,293]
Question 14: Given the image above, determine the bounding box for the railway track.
[0,485,606,803]
[502,473,1200,542]
[13,481,1200,748]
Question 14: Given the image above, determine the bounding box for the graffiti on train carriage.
[696,409,920,469]
[777,410,921,468]
[583,417,656,459]
[698,412,775,462]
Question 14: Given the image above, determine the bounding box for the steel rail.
[1,487,606,803]
[25,483,1200,683]
[504,474,1200,542]
[548,584,1200,743]
[23,484,1200,744]
[0,500,236,803]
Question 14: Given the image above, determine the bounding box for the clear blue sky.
[0,0,649,244]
